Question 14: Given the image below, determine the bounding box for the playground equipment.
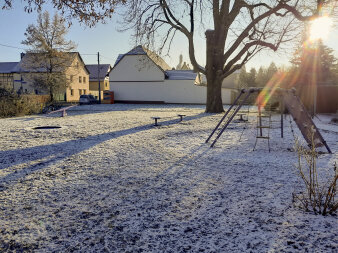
[253,106,272,152]
[47,105,77,117]
[151,114,186,126]
[206,88,332,153]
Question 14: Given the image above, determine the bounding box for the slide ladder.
[253,106,272,152]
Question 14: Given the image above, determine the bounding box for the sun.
[309,16,333,41]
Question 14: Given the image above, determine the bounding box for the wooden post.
[98,52,101,104]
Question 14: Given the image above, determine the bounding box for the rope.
[288,114,297,144]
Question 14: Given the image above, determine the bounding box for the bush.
[293,128,337,215]
[0,90,43,118]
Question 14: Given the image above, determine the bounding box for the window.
[79,76,82,83]
[79,89,82,95]
[70,89,74,96]
[83,77,86,83]
[70,75,73,82]
[83,89,86,94]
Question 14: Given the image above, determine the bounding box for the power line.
[0,44,116,63]
[101,55,115,61]
[0,43,26,50]
[81,53,115,61]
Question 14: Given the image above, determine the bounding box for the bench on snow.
[151,114,186,126]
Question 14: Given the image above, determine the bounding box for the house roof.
[86,64,111,81]
[0,62,19,73]
[165,70,197,80]
[113,46,147,66]
[113,45,171,72]
[195,70,240,89]
[13,52,90,74]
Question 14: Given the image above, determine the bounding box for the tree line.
[237,41,338,90]
[3,0,335,113]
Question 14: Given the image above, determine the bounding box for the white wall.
[163,80,231,104]
[110,79,232,104]
[110,81,166,102]
[109,54,232,104]
[163,80,205,103]
[109,55,165,82]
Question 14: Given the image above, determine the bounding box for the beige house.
[12,52,89,102]
[86,64,111,99]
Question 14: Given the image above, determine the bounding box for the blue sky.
[1,3,337,70]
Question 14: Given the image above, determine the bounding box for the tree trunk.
[205,30,224,113]
[50,87,54,102]
[206,73,224,113]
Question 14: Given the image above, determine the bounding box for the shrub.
[0,90,43,118]
[293,128,337,215]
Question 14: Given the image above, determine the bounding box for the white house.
[109,45,235,104]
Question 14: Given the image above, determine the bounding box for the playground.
[0,103,337,252]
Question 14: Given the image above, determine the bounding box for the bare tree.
[21,11,77,101]
[122,0,336,112]
[3,0,336,112]
[1,0,123,27]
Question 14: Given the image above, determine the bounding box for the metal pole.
[280,96,284,138]
[281,111,284,138]
[98,52,101,104]
[314,84,317,116]
[258,106,263,137]
[206,89,245,143]
[210,90,253,148]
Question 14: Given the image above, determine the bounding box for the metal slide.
[282,89,332,153]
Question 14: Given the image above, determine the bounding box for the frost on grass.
[0,104,337,252]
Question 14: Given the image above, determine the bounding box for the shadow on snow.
[0,113,212,189]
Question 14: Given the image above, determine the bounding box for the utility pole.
[98,52,101,104]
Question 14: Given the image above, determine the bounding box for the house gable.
[64,53,90,101]
[110,54,166,82]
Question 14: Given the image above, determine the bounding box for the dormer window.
[79,76,82,83]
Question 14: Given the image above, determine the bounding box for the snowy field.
[0,104,337,252]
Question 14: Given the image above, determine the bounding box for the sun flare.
[309,16,333,41]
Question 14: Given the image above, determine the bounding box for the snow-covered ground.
[0,104,337,252]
